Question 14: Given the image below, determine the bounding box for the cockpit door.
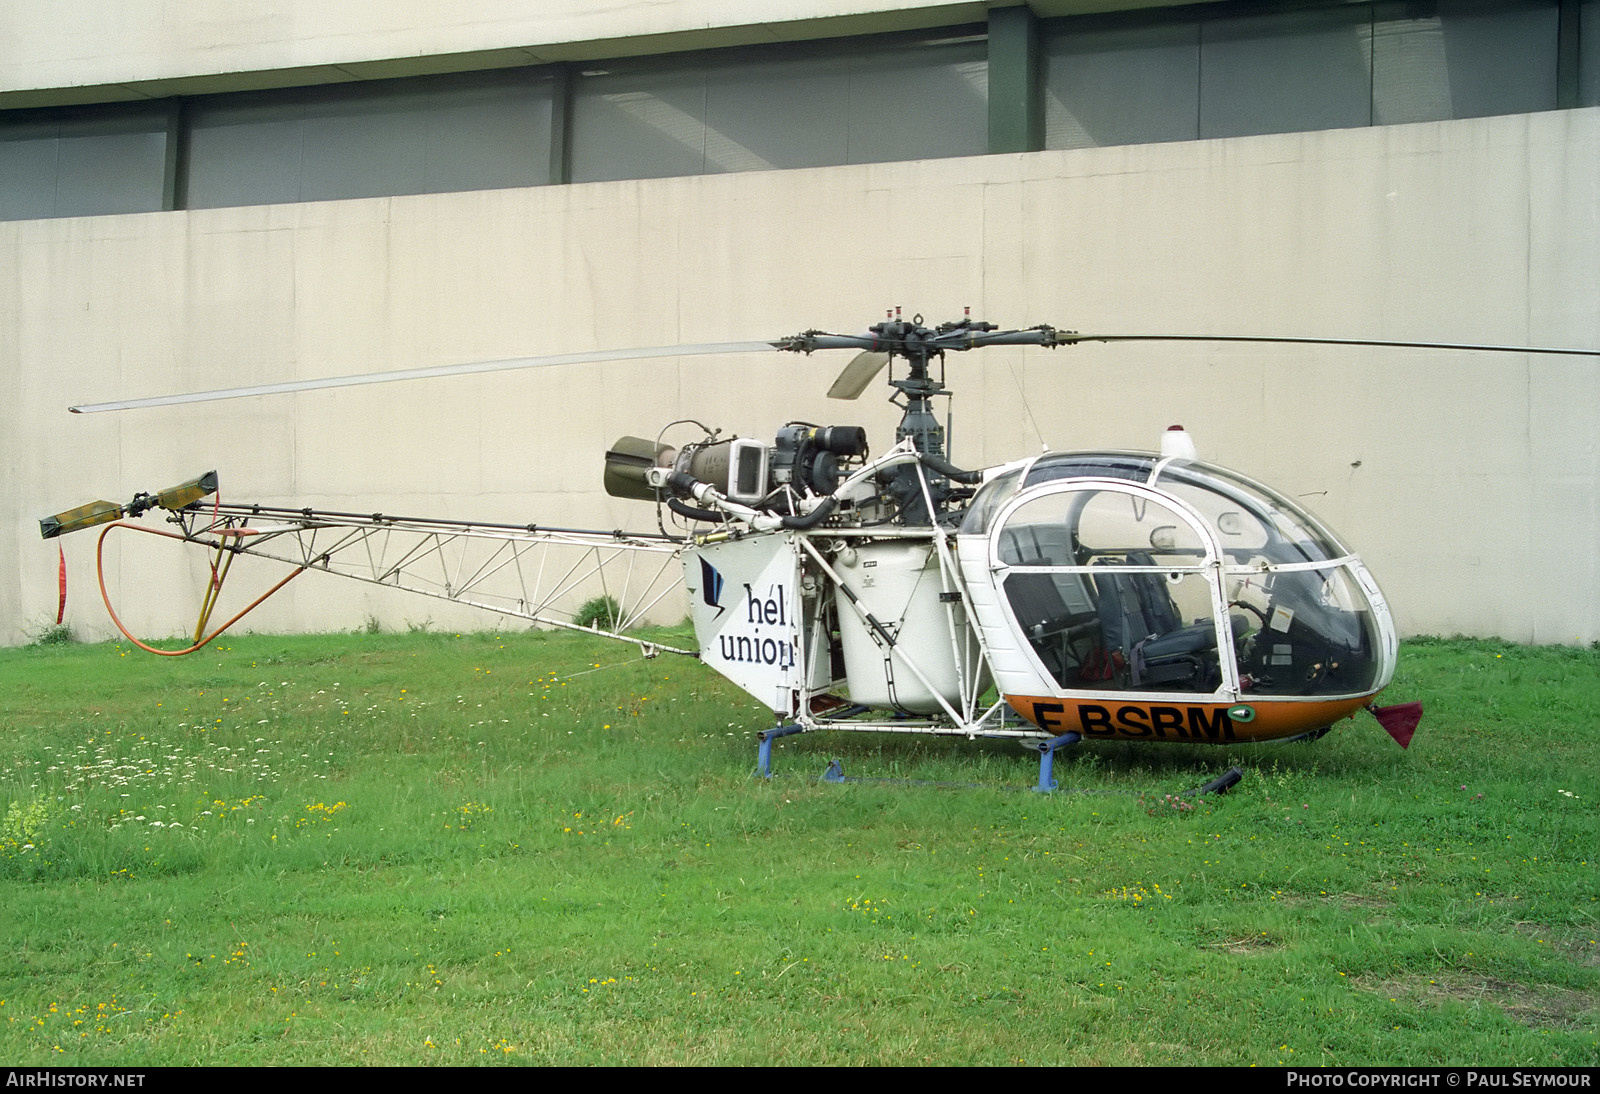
[988,480,1236,700]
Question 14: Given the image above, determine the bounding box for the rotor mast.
[774,310,1068,523]
[882,310,949,460]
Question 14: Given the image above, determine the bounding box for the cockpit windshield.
[1149,461,1349,566]
[972,453,1384,700]
[960,468,1023,537]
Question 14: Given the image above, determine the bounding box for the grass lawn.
[0,629,1595,1065]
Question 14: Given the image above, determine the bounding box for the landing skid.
[755,720,1244,796]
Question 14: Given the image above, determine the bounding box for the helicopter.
[48,309,1590,785]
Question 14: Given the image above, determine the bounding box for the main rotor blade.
[827,351,891,400]
[69,341,779,414]
[1061,334,1599,356]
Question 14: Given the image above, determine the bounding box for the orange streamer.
[96,521,307,656]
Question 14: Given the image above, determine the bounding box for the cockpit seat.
[1094,551,1180,649]
[1007,567,1076,641]
[1004,561,1099,683]
[1094,552,1230,691]
[1128,622,1216,687]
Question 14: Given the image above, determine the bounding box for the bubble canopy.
[961,453,1394,702]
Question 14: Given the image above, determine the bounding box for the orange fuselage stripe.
[1003,693,1376,743]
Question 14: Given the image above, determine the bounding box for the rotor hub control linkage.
[774,313,1068,521]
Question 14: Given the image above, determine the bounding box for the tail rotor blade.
[40,501,122,539]
[39,471,218,538]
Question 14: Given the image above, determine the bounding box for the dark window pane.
[186,105,305,207]
[419,88,551,192]
[571,34,986,183]
[187,75,553,209]
[298,93,431,201]
[704,54,854,170]
[841,39,987,164]
[1373,0,1558,123]
[0,135,63,220]
[54,129,167,215]
[570,64,712,182]
[1585,0,1600,106]
[0,113,166,221]
[1044,22,1201,149]
[1200,6,1374,138]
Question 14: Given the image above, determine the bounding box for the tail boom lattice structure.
[150,502,694,656]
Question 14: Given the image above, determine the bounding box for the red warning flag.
[1368,701,1422,749]
[57,543,67,625]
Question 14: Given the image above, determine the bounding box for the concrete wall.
[0,1,1207,106]
[0,1,987,104]
[4,108,1598,645]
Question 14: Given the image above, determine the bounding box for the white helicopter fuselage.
[686,447,1397,745]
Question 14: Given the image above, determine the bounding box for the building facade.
[3,0,1598,643]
